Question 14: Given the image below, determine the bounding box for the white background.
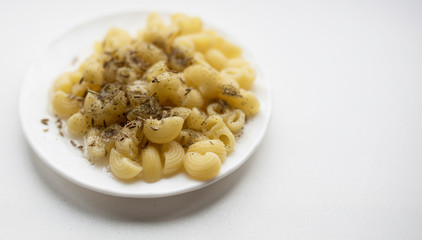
[1,0,422,239]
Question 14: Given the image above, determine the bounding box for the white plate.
[19,11,272,198]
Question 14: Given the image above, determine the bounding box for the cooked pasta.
[202,115,236,152]
[144,117,184,143]
[185,33,213,52]
[171,14,202,35]
[134,42,168,65]
[86,128,107,161]
[208,31,242,58]
[67,112,90,136]
[103,28,132,52]
[183,152,221,181]
[175,129,209,147]
[205,48,227,70]
[143,13,168,47]
[185,107,207,131]
[170,107,192,120]
[115,122,142,158]
[126,83,148,107]
[218,89,260,117]
[53,71,82,93]
[143,60,169,82]
[140,145,163,183]
[82,59,104,88]
[223,109,245,134]
[70,81,90,97]
[173,36,195,54]
[83,84,127,126]
[181,87,205,109]
[109,148,143,180]
[148,72,182,105]
[184,64,219,98]
[206,102,230,119]
[187,139,227,162]
[220,66,256,90]
[51,90,81,118]
[162,141,185,175]
[238,65,256,90]
[50,12,260,183]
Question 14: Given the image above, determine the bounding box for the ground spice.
[41,118,49,125]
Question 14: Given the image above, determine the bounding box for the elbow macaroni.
[183,152,221,181]
[50,13,260,182]
[162,141,185,175]
[144,117,184,144]
[109,148,143,180]
[51,90,81,118]
[140,145,163,183]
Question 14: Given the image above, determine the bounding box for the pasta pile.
[51,13,260,182]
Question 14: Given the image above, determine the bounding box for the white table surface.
[2,0,422,239]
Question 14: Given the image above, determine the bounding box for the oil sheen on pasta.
[51,13,260,182]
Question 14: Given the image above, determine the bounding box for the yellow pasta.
[187,139,227,162]
[162,141,185,175]
[184,152,221,181]
[148,72,182,105]
[202,115,236,152]
[83,59,104,88]
[227,58,249,68]
[220,67,242,85]
[134,42,168,65]
[171,13,202,35]
[125,83,148,108]
[141,145,162,183]
[67,112,90,136]
[238,65,256,90]
[218,72,240,90]
[100,124,123,153]
[83,84,127,126]
[173,36,195,54]
[143,60,169,82]
[170,107,192,120]
[205,102,244,133]
[185,32,213,52]
[143,13,168,47]
[206,102,230,119]
[115,127,139,159]
[209,31,242,58]
[53,71,82,93]
[50,13,261,183]
[70,81,90,97]
[51,90,81,118]
[78,54,103,73]
[103,28,132,52]
[175,129,209,147]
[109,148,142,180]
[184,64,219,98]
[221,67,255,90]
[181,87,205,109]
[191,51,212,67]
[86,127,107,161]
[205,48,227,70]
[175,129,209,148]
[223,109,245,134]
[115,67,136,84]
[144,117,184,144]
[94,41,104,54]
[185,107,206,131]
[218,89,260,117]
